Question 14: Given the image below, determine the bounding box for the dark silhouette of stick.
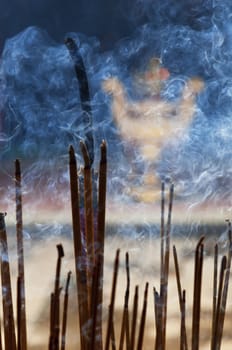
[130,285,139,350]
[161,184,174,350]
[61,271,72,350]
[80,141,95,310]
[49,244,64,350]
[15,159,27,350]
[69,145,89,350]
[90,254,102,350]
[95,140,107,348]
[119,252,130,350]
[136,282,149,350]
[191,236,204,350]
[0,213,16,350]
[211,244,218,350]
[173,245,188,350]
[105,249,120,350]
[65,37,94,166]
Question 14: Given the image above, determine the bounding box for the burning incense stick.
[95,140,107,348]
[80,140,95,309]
[69,145,89,350]
[15,159,27,350]
[65,37,94,166]
[0,213,17,350]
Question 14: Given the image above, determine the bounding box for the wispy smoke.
[1,1,232,207]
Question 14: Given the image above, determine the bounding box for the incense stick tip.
[56,244,65,258]
[15,158,21,175]
[69,145,76,163]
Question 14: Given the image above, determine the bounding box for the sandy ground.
[3,229,232,349]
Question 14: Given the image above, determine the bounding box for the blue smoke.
[1,1,232,204]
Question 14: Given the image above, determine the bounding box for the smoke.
[1,1,232,212]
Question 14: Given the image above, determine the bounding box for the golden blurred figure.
[103,60,204,202]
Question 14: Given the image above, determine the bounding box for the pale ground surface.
[3,230,232,349]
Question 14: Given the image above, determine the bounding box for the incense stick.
[49,244,64,350]
[173,245,188,350]
[96,140,107,348]
[61,271,72,350]
[80,140,95,311]
[69,145,89,350]
[15,159,27,350]
[0,213,17,350]
[90,254,102,350]
[211,243,218,350]
[160,183,174,350]
[136,282,149,350]
[191,236,204,350]
[119,252,130,350]
[130,285,139,350]
[105,249,120,350]
[65,37,94,166]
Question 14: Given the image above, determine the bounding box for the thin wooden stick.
[211,233,231,350]
[69,145,89,350]
[0,213,17,350]
[80,140,95,311]
[160,181,165,285]
[180,290,187,350]
[211,244,218,350]
[61,271,72,350]
[136,282,149,350]
[119,252,130,350]
[49,293,55,350]
[65,37,94,166]
[90,254,102,350]
[191,236,204,350]
[216,268,230,350]
[17,277,21,350]
[0,317,3,350]
[173,245,188,350]
[110,319,116,350]
[15,159,27,350]
[154,288,163,350]
[95,140,107,348]
[226,220,232,268]
[161,184,174,350]
[130,285,139,350]
[105,249,120,350]
[212,255,227,349]
[173,245,182,308]
[49,244,64,350]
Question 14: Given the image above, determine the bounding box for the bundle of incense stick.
[0,143,231,349]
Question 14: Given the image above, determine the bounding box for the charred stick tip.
[69,145,76,163]
[15,159,21,176]
[100,140,107,162]
[64,37,79,54]
[196,236,205,250]
[56,244,65,258]
[0,212,6,230]
[65,271,72,292]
